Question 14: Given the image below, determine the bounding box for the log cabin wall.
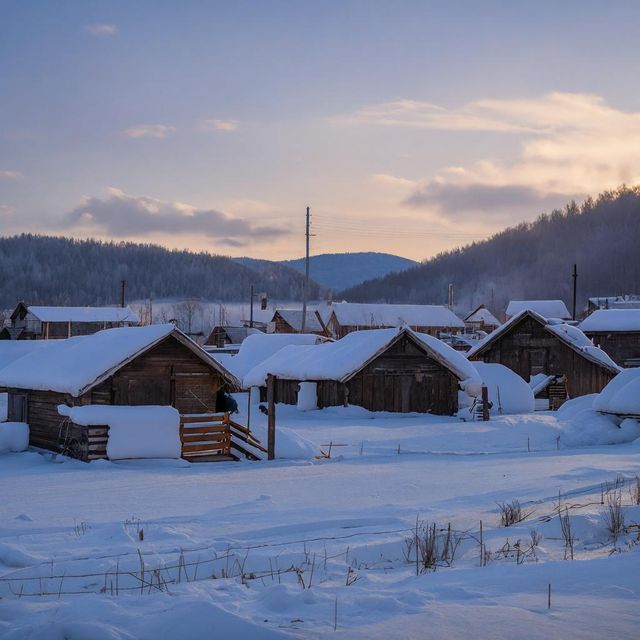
[90,335,226,414]
[272,334,459,415]
[471,315,616,397]
[584,331,640,367]
[272,313,296,334]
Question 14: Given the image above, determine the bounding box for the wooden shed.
[468,310,620,404]
[463,304,500,334]
[0,302,140,340]
[268,310,327,336]
[0,323,241,460]
[323,302,465,339]
[579,309,640,368]
[244,327,480,415]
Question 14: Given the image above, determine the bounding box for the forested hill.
[0,235,324,308]
[237,252,417,291]
[339,187,640,313]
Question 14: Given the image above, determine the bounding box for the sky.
[2,0,640,261]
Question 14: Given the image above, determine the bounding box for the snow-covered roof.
[467,309,621,375]
[274,309,324,333]
[0,323,239,396]
[328,302,464,329]
[588,295,640,310]
[25,305,140,324]
[529,373,556,396]
[593,368,640,416]
[243,326,481,390]
[506,300,570,320]
[213,332,328,383]
[464,305,500,327]
[579,309,640,333]
[0,340,55,370]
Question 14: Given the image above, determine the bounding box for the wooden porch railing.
[180,413,266,462]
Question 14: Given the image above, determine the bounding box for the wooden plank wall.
[471,315,616,398]
[585,331,640,367]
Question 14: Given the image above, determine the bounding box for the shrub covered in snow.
[0,422,29,453]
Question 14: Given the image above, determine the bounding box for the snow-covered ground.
[1,402,639,639]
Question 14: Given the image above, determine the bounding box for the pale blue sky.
[2,1,640,259]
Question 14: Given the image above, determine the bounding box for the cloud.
[0,170,22,180]
[346,93,640,222]
[121,124,176,139]
[83,23,118,37]
[201,119,238,132]
[0,205,16,217]
[63,188,289,244]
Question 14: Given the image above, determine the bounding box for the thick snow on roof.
[329,302,464,328]
[467,309,620,374]
[244,327,481,389]
[0,340,54,370]
[0,324,220,396]
[580,309,640,333]
[274,309,323,332]
[593,368,640,415]
[464,306,500,327]
[506,300,570,320]
[215,332,327,382]
[27,305,140,323]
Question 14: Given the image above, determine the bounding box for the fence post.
[481,385,490,421]
[267,374,276,460]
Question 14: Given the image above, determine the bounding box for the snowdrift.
[0,422,29,453]
[593,368,640,416]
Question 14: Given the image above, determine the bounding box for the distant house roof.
[468,309,620,375]
[16,304,140,324]
[588,295,640,310]
[212,332,329,383]
[579,309,640,333]
[205,325,262,346]
[464,305,500,327]
[0,323,239,396]
[243,326,481,389]
[505,300,571,320]
[328,302,464,329]
[273,309,324,333]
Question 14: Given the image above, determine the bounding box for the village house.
[463,304,501,334]
[468,309,620,406]
[267,309,327,336]
[579,309,640,368]
[505,300,571,321]
[244,326,480,415]
[322,302,465,339]
[0,324,241,461]
[0,303,140,340]
[586,294,640,315]
[204,325,263,349]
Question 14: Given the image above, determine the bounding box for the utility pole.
[572,264,578,320]
[120,280,126,308]
[249,284,254,328]
[301,206,311,332]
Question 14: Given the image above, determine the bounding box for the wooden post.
[267,374,276,460]
[481,385,490,421]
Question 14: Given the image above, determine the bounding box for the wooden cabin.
[463,305,500,334]
[0,324,240,460]
[579,309,640,368]
[586,295,640,316]
[0,303,140,340]
[204,325,262,348]
[267,310,327,336]
[468,310,619,405]
[244,327,479,415]
[324,302,465,339]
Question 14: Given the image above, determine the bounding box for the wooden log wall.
[584,331,640,367]
[471,315,616,399]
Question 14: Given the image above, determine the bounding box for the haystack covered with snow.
[472,363,535,415]
[593,368,640,416]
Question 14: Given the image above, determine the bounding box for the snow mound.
[556,394,596,419]
[558,410,640,447]
[58,405,181,460]
[297,382,318,411]
[593,368,640,415]
[473,363,534,415]
[249,421,317,459]
[0,422,29,453]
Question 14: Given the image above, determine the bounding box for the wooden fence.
[180,413,267,462]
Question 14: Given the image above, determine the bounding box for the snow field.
[1,402,640,638]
